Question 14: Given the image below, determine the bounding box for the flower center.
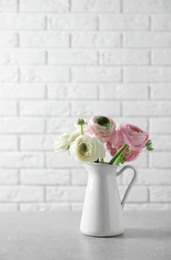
[79,142,89,157]
[96,116,110,128]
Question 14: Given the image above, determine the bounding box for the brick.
[150,152,171,168]
[151,84,171,99]
[20,32,69,48]
[119,186,148,202]
[151,135,171,151]
[0,170,19,184]
[0,186,44,202]
[0,67,18,82]
[0,83,45,99]
[20,135,56,151]
[20,0,69,12]
[123,101,171,116]
[0,32,18,47]
[0,50,45,65]
[20,169,70,185]
[0,118,45,133]
[0,152,44,168]
[152,15,171,30]
[71,169,88,186]
[99,84,149,99]
[72,67,121,82]
[152,50,171,65]
[71,203,83,211]
[20,101,70,116]
[124,203,171,211]
[71,101,121,117]
[100,50,149,65]
[0,135,18,151]
[150,186,171,202]
[0,101,17,115]
[0,204,18,211]
[46,186,86,202]
[47,84,98,99]
[20,203,70,211]
[46,117,78,134]
[72,32,121,48]
[47,14,98,30]
[100,14,149,30]
[0,14,45,30]
[150,118,171,134]
[48,50,98,65]
[122,169,171,185]
[46,152,81,168]
[123,0,171,13]
[123,32,171,48]
[124,67,171,82]
[0,0,17,12]
[71,0,120,12]
[20,67,70,82]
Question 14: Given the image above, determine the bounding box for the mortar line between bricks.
[149,15,152,31]
[97,15,99,31]
[1,46,171,50]
[149,50,152,65]
[3,11,171,14]
[69,33,71,48]
[148,84,151,100]
[18,170,21,185]
[69,0,71,12]
[1,64,171,68]
[44,15,47,30]
[120,0,123,13]
[17,0,19,12]
[2,29,171,32]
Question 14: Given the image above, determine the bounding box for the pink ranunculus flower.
[109,123,149,151]
[86,115,116,142]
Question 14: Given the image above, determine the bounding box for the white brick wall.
[0,0,170,211]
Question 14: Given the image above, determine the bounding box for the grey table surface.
[0,211,171,260]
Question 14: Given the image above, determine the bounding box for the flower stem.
[109,144,129,165]
[99,158,104,164]
[77,118,85,135]
[81,125,83,135]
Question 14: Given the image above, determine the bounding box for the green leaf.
[146,140,154,151]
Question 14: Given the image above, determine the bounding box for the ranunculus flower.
[107,123,149,162]
[109,123,149,151]
[86,115,116,142]
[70,135,105,163]
[54,131,80,152]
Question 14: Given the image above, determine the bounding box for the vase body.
[80,163,137,237]
[80,163,124,237]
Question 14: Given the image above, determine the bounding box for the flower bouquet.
[54,115,153,165]
[54,115,153,237]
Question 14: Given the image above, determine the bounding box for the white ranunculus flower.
[69,135,105,163]
[54,131,80,152]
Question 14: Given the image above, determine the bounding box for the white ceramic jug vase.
[80,163,137,237]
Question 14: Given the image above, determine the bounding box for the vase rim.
[85,162,118,168]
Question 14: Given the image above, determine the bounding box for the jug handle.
[116,165,137,208]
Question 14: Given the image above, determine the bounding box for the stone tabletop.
[0,211,171,260]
